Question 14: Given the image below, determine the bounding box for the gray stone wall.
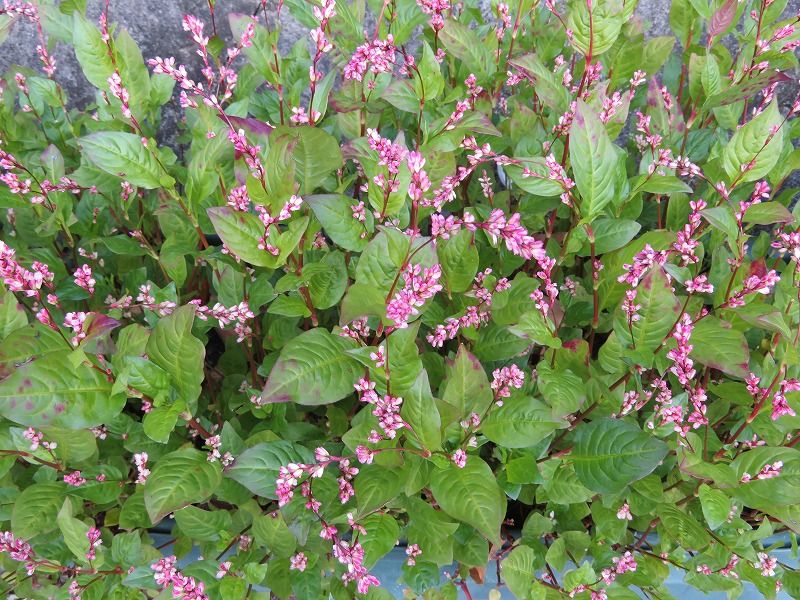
[1,1,798,134]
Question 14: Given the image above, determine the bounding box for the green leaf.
[502,546,542,600]
[537,363,585,417]
[355,228,435,296]
[207,207,308,268]
[261,328,362,405]
[570,418,669,494]
[145,305,205,407]
[690,317,749,378]
[508,54,570,113]
[701,205,739,241]
[613,267,680,354]
[658,505,711,549]
[360,513,400,569]
[430,456,505,543]
[306,194,371,252]
[72,12,115,89]
[57,498,95,565]
[730,447,800,509]
[401,369,442,451]
[579,219,641,256]
[440,345,492,423]
[437,229,478,294]
[79,132,171,189]
[743,202,794,225]
[567,0,624,56]
[143,448,222,523]
[509,310,562,348]
[252,512,296,558]
[438,20,495,80]
[415,42,445,100]
[11,482,64,539]
[482,397,566,448]
[722,101,785,183]
[0,290,27,339]
[273,126,343,195]
[630,175,693,195]
[570,100,617,219]
[0,352,121,428]
[174,505,232,541]
[404,497,459,566]
[698,484,731,530]
[473,323,530,362]
[355,464,403,513]
[226,441,313,498]
[306,251,348,309]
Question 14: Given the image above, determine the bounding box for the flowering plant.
[1,0,800,598]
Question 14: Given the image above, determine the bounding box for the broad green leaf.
[252,512,296,558]
[473,323,529,362]
[0,352,121,428]
[440,345,492,422]
[503,161,563,197]
[578,218,641,256]
[174,505,232,541]
[658,505,711,549]
[143,448,222,523]
[613,267,680,354]
[261,328,362,405]
[438,19,495,80]
[0,290,27,339]
[404,497,459,566]
[401,369,442,451]
[722,101,784,183]
[630,175,692,195]
[226,441,314,498]
[567,0,624,56]
[11,482,64,539]
[273,126,342,195]
[570,418,668,494]
[570,100,617,219]
[690,317,749,378]
[72,12,115,89]
[355,227,436,296]
[306,193,371,252]
[430,456,505,543]
[306,251,348,309]
[743,202,794,225]
[145,305,205,407]
[414,42,444,100]
[508,54,570,113]
[482,397,566,448]
[437,229,478,294]
[701,205,739,241]
[361,514,400,568]
[698,484,731,530]
[355,464,403,513]
[537,363,585,417]
[730,447,800,509]
[79,132,171,189]
[57,498,96,565]
[208,207,308,268]
[509,310,562,348]
[502,546,541,600]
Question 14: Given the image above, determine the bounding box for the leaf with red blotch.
[709,0,737,36]
[221,114,274,138]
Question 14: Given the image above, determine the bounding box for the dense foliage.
[1,0,800,597]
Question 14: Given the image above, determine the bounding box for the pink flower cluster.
[491,364,525,400]
[343,35,396,82]
[152,555,209,600]
[64,471,87,487]
[191,300,254,343]
[354,377,406,440]
[386,263,442,328]
[0,530,36,575]
[23,427,56,452]
[73,264,95,295]
[85,527,101,561]
[427,269,509,347]
[133,452,150,484]
[0,240,54,298]
[601,551,638,584]
[416,0,450,31]
[772,379,799,420]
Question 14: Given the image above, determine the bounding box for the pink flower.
[64,471,87,487]
[355,445,374,464]
[73,264,95,295]
[386,264,442,328]
[405,543,422,566]
[612,551,637,574]
[491,365,525,399]
[133,452,150,484]
[226,185,250,211]
[451,449,467,468]
[758,552,777,577]
[85,526,101,561]
[343,36,396,81]
[290,552,308,572]
[616,503,633,521]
